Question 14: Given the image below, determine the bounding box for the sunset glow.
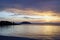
[3,8,60,22]
[0,0,60,23]
[0,0,60,39]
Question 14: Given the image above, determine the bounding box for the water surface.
[0,24,60,39]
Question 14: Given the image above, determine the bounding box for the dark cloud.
[0,0,60,13]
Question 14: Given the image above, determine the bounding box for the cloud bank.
[0,0,60,14]
[0,0,60,22]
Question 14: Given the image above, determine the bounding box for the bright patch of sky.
[0,11,59,20]
[0,11,41,20]
[0,11,15,19]
[0,11,43,19]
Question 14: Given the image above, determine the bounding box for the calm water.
[0,24,60,40]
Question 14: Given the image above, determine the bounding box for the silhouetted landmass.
[0,21,17,26]
[0,21,32,26]
[20,21,31,24]
[32,22,60,25]
[0,21,60,26]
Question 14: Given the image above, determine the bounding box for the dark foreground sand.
[0,35,60,40]
[0,35,37,40]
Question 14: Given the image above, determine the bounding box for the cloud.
[0,0,60,22]
[0,0,60,13]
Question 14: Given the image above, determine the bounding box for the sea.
[0,24,60,40]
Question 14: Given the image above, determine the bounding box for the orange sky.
[0,0,60,23]
[4,8,60,22]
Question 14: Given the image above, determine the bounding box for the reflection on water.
[0,24,60,39]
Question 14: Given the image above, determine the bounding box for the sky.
[0,0,60,22]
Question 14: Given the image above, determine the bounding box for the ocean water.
[0,24,60,40]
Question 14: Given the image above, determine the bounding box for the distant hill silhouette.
[0,21,17,26]
[0,21,60,26]
[20,21,31,24]
[0,21,32,26]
